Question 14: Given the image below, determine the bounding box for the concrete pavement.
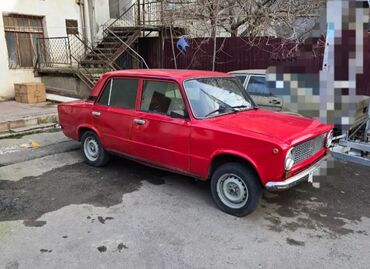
[0,131,369,269]
[0,101,58,138]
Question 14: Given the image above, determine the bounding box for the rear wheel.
[210,163,262,217]
[81,131,110,167]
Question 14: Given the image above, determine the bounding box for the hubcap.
[84,137,99,162]
[216,173,249,209]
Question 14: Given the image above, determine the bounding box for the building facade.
[0,0,131,100]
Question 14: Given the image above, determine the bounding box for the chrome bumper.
[265,156,327,191]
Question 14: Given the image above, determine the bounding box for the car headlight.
[285,148,295,171]
[326,130,333,148]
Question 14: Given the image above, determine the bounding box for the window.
[65,19,78,35]
[98,78,138,109]
[109,0,131,18]
[3,14,44,68]
[234,75,247,84]
[184,77,253,119]
[140,81,186,116]
[247,76,271,96]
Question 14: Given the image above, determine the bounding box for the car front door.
[130,79,191,173]
[91,77,139,155]
[246,75,283,111]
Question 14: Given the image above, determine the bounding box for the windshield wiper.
[204,107,233,117]
[231,105,250,110]
[200,88,235,111]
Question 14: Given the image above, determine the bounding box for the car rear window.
[98,78,138,109]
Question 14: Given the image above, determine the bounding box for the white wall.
[0,0,137,100]
[0,0,82,100]
[87,0,135,44]
[86,0,110,44]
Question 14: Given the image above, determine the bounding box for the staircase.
[81,27,142,68]
[73,1,162,87]
[36,0,167,89]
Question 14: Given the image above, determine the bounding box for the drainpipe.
[77,0,88,42]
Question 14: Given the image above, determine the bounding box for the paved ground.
[0,101,56,123]
[0,131,369,269]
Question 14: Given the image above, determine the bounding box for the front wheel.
[210,163,262,217]
[81,131,110,167]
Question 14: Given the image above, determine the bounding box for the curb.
[0,113,58,134]
[0,125,61,140]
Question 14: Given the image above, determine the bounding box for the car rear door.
[130,79,191,172]
[246,75,283,111]
[91,77,139,155]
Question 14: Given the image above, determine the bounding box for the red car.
[58,69,333,216]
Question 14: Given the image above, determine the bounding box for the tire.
[81,131,110,167]
[210,162,262,217]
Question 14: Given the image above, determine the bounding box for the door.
[92,77,139,155]
[131,80,191,172]
[246,75,283,111]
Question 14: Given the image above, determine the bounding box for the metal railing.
[69,33,118,69]
[34,0,163,87]
[35,36,114,88]
[35,37,71,68]
[103,0,163,30]
[97,1,150,68]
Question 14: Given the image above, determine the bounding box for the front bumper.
[265,155,327,191]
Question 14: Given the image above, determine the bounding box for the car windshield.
[183,77,255,119]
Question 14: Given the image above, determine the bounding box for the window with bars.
[65,19,78,35]
[3,14,44,68]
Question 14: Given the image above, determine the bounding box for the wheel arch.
[208,151,262,184]
[77,125,101,141]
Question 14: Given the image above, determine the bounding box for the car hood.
[208,109,331,146]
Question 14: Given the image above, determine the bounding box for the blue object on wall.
[176,36,190,55]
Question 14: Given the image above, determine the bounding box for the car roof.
[229,69,266,75]
[90,69,232,97]
[104,69,231,80]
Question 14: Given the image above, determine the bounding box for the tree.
[162,0,325,40]
[160,0,325,69]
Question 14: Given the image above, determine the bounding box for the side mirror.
[170,110,187,119]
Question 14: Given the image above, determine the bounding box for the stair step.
[94,47,116,52]
[81,59,107,64]
[84,54,114,60]
[46,87,81,99]
[110,31,138,35]
[46,94,80,103]
[104,36,131,42]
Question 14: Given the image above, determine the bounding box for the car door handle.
[269,99,281,104]
[133,119,145,125]
[92,111,101,117]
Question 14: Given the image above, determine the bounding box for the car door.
[246,75,283,111]
[130,79,191,172]
[91,77,139,155]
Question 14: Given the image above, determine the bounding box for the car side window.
[97,78,138,109]
[140,80,186,116]
[247,76,270,96]
[98,80,111,106]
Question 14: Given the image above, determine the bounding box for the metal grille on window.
[292,134,326,164]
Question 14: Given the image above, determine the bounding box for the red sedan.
[58,69,333,216]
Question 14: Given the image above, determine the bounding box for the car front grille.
[292,134,326,164]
